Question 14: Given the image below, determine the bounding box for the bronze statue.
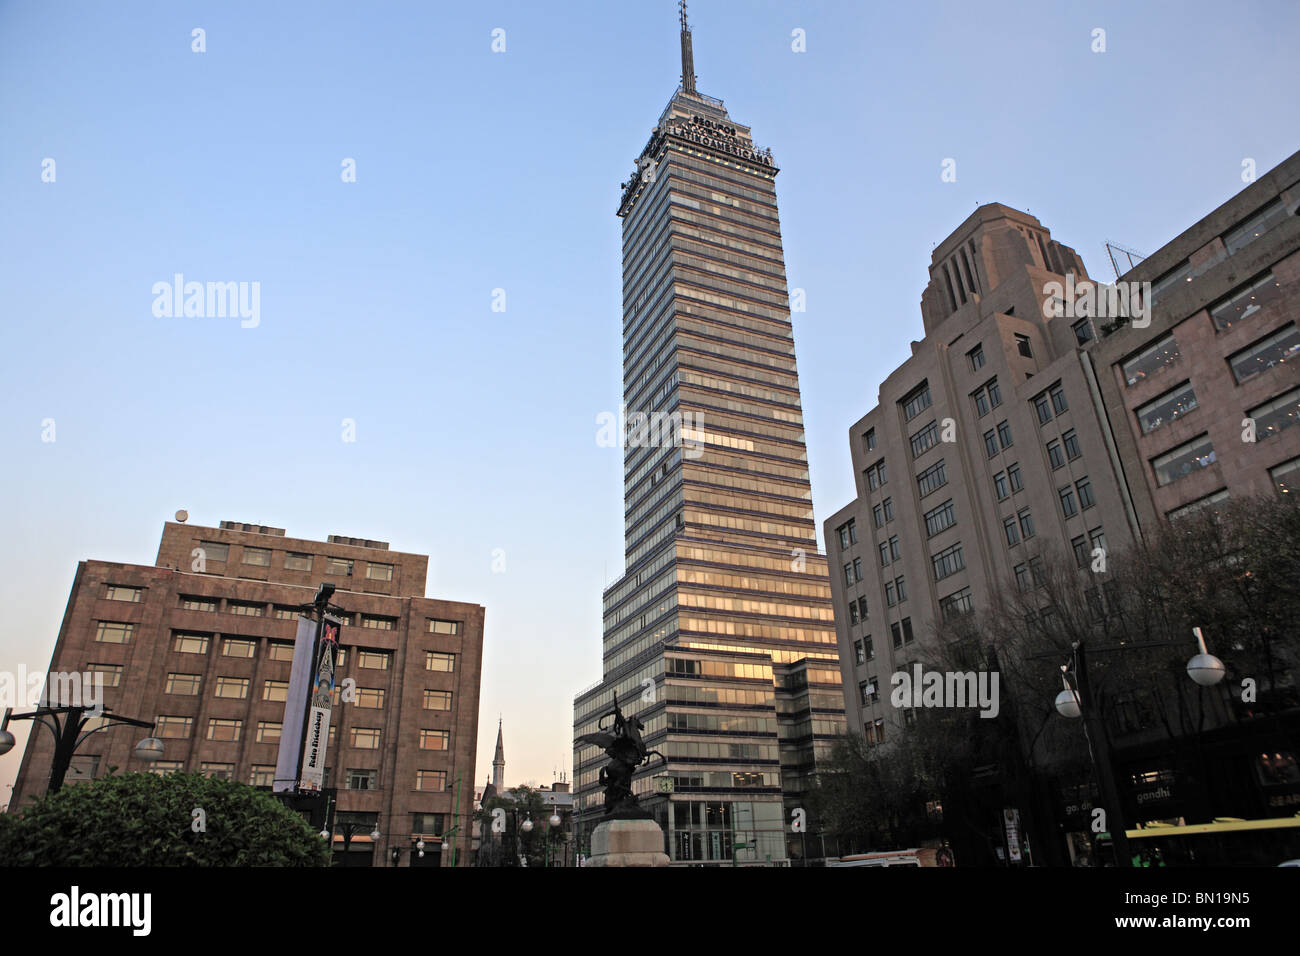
[575,696,665,815]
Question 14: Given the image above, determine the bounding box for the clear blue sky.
[2,0,1297,795]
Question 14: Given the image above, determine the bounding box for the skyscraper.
[573,7,845,866]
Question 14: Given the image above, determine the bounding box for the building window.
[859,679,878,706]
[854,640,865,665]
[853,557,864,580]
[1072,318,1094,346]
[1152,434,1217,487]
[427,619,460,635]
[1050,383,1068,415]
[424,690,452,711]
[972,378,1001,417]
[228,600,263,617]
[1063,429,1081,461]
[256,721,282,743]
[1223,198,1288,255]
[147,761,184,776]
[1167,489,1231,520]
[1072,536,1090,568]
[198,541,230,564]
[1136,381,1199,434]
[165,673,201,695]
[1210,271,1283,332]
[1033,393,1053,425]
[1015,334,1033,358]
[213,677,249,700]
[222,638,256,658]
[172,632,210,654]
[326,557,354,576]
[969,344,986,371]
[200,763,234,781]
[1007,463,1023,493]
[412,813,447,837]
[872,503,884,528]
[858,596,868,620]
[910,420,940,458]
[361,615,396,631]
[366,563,394,582]
[1151,259,1192,302]
[931,543,965,581]
[1018,509,1035,539]
[902,383,933,422]
[996,420,1013,450]
[865,427,877,451]
[206,718,242,742]
[867,718,886,745]
[1089,527,1108,555]
[249,766,275,787]
[1229,324,1300,384]
[1248,387,1300,441]
[1059,486,1078,518]
[180,595,217,612]
[865,460,888,491]
[1076,477,1095,510]
[994,471,1009,501]
[351,727,382,750]
[425,651,455,672]
[155,715,193,739]
[843,562,855,587]
[268,641,294,662]
[348,769,378,791]
[836,519,857,550]
[924,499,956,537]
[263,680,289,702]
[274,605,301,620]
[1014,564,1030,592]
[917,459,948,497]
[355,688,386,709]
[894,576,907,602]
[849,600,860,625]
[939,587,973,621]
[882,498,894,522]
[104,585,142,603]
[86,663,123,688]
[1047,439,1065,469]
[1271,458,1300,496]
[94,622,133,645]
[885,581,896,606]
[420,730,450,751]
[417,771,448,792]
[1004,516,1020,547]
[984,429,999,458]
[1122,334,1181,386]
[357,650,390,670]
[284,552,312,572]
[242,548,271,567]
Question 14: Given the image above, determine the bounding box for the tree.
[474,785,552,867]
[0,771,331,866]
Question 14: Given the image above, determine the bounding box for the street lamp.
[1054,667,1081,718]
[0,705,161,794]
[1187,627,1226,687]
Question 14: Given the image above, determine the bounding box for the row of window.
[1058,477,1096,517]
[983,420,1013,457]
[104,594,463,636]
[1124,323,1298,390]
[191,541,395,581]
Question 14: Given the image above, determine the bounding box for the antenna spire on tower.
[679,0,697,94]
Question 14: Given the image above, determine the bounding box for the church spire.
[679,0,697,94]
[492,718,505,791]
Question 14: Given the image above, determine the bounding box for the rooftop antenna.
[679,0,697,94]
[1104,240,1148,281]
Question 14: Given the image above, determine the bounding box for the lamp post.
[1054,628,1226,867]
[543,811,562,867]
[0,705,162,795]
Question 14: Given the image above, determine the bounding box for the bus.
[1103,815,1300,866]
[828,847,955,868]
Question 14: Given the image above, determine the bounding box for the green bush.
[0,771,331,866]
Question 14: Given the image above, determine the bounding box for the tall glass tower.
[573,6,845,866]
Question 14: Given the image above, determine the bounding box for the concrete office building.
[1089,151,1300,517]
[8,518,484,867]
[573,10,845,865]
[825,205,1143,738]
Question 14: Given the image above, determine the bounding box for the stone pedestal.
[586,817,671,867]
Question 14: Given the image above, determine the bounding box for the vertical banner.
[273,616,319,794]
[298,618,340,793]
[1003,808,1022,863]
